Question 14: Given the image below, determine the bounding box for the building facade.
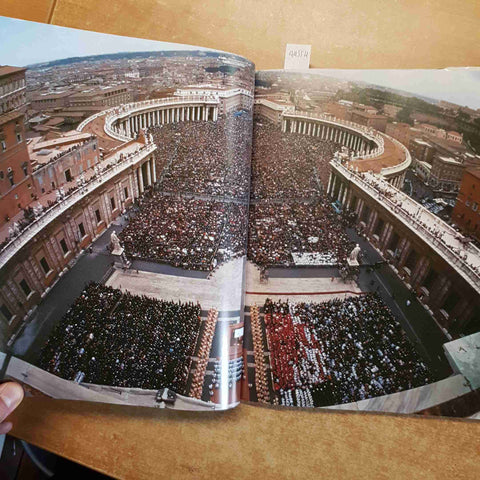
[452,168,480,241]
[0,67,35,227]
[0,139,156,348]
[328,160,480,336]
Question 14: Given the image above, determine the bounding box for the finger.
[0,382,24,423]
[0,421,12,435]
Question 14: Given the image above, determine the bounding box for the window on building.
[78,222,86,238]
[1,141,6,151]
[64,169,72,182]
[19,279,31,297]
[124,187,129,198]
[59,238,69,254]
[95,209,101,223]
[472,202,478,212]
[39,256,51,275]
[110,197,116,210]
[0,304,13,322]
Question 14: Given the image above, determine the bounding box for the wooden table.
[2,1,480,478]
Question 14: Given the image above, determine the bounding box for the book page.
[0,17,254,411]
[242,68,480,419]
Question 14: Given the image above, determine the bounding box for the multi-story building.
[386,122,413,148]
[323,101,350,121]
[447,130,463,144]
[253,98,294,124]
[429,155,465,192]
[29,132,100,194]
[30,91,73,111]
[410,138,435,164]
[328,160,480,335]
[452,168,480,240]
[439,100,460,112]
[67,85,132,109]
[0,66,35,226]
[350,109,387,133]
[0,66,27,115]
[174,86,254,115]
[419,123,446,138]
[0,136,156,343]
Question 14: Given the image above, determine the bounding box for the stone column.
[330,174,337,197]
[337,182,344,202]
[356,198,364,217]
[327,172,333,195]
[138,167,144,194]
[152,157,157,183]
[411,256,429,288]
[367,210,378,235]
[146,160,152,186]
[381,223,393,251]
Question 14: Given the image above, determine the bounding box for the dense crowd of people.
[120,191,248,270]
[251,120,340,199]
[149,112,252,199]
[247,118,354,267]
[248,200,355,267]
[263,294,434,407]
[38,283,202,394]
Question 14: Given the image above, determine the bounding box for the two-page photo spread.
[0,17,479,418]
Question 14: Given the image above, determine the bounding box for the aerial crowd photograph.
[0,16,479,418]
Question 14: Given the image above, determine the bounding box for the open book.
[1,17,479,418]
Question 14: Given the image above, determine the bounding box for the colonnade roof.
[332,160,480,293]
[283,111,408,174]
[81,112,123,153]
[348,132,407,174]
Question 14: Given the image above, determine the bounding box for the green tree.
[396,107,413,125]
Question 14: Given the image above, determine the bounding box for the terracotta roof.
[347,133,406,173]
[0,66,27,78]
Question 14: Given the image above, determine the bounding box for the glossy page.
[0,16,254,411]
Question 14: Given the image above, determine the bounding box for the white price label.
[284,44,311,70]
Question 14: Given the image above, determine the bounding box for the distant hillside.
[27,50,243,69]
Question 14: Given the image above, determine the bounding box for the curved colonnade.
[281,110,411,191]
[79,96,220,143]
[1,96,222,345]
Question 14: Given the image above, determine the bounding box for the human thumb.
[0,382,24,423]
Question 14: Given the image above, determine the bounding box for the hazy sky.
[0,16,214,66]
[309,68,480,110]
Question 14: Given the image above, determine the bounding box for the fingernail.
[0,383,24,410]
